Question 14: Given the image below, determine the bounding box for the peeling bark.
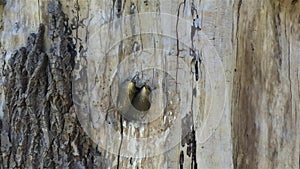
[1,2,105,168]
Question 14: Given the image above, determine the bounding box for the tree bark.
[232,1,300,168]
[0,0,299,169]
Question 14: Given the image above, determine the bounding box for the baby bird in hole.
[127,75,151,111]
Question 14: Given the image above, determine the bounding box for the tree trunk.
[0,0,299,169]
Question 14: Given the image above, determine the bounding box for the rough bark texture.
[0,0,299,169]
[1,2,101,168]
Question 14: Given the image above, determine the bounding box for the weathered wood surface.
[232,1,300,168]
[0,0,299,168]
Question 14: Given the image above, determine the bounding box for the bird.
[126,73,152,111]
[128,79,137,102]
[131,84,151,111]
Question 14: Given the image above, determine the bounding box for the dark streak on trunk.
[179,150,184,169]
[116,0,122,18]
[116,116,124,169]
